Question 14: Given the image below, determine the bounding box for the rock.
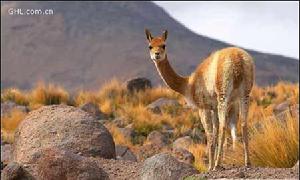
[273,101,291,115]
[1,144,12,164]
[136,143,169,162]
[139,153,198,180]
[271,103,299,124]
[1,101,28,117]
[147,98,180,114]
[113,118,126,128]
[1,162,25,180]
[79,102,106,119]
[27,148,109,180]
[146,130,168,147]
[118,127,135,140]
[172,147,195,165]
[290,104,299,119]
[115,145,137,162]
[161,125,174,139]
[173,136,193,150]
[126,77,152,93]
[12,105,116,164]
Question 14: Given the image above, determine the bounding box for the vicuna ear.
[145,29,153,42]
[162,30,168,41]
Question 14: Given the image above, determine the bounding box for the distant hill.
[1,1,299,91]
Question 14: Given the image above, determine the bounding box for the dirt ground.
[188,165,299,179]
[93,159,299,179]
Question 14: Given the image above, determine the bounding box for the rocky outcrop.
[12,105,116,164]
[126,77,152,93]
[139,153,198,180]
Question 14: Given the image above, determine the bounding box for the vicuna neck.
[154,55,189,95]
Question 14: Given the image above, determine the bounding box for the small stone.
[146,130,168,147]
[126,77,152,93]
[1,162,24,180]
[173,136,193,150]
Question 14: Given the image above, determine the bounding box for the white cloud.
[154,1,299,59]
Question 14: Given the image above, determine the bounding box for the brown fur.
[155,56,188,95]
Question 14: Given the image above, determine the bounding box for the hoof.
[213,165,224,171]
[245,162,251,168]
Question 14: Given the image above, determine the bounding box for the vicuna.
[145,29,254,170]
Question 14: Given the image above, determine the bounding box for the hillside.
[1,1,299,91]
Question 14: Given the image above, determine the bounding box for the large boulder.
[27,148,109,180]
[12,105,116,164]
[139,153,198,180]
[126,77,152,93]
[79,102,106,120]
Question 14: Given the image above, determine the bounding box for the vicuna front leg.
[199,109,216,171]
[240,96,251,167]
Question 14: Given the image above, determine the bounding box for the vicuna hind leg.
[214,100,228,169]
[229,103,239,150]
[199,109,215,171]
[240,96,251,167]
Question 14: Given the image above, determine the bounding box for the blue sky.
[154,1,299,59]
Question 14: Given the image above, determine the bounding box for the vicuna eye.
[162,45,166,49]
[149,46,153,50]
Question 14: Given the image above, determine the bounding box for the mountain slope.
[1,1,299,90]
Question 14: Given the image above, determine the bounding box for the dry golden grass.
[1,80,298,170]
[1,88,29,106]
[188,143,207,172]
[74,90,99,107]
[117,104,162,136]
[1,109,27,143]
[224,112,299,168]
[28,82,70,109]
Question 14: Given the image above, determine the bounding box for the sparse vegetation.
[1,108,27,143]
[28,82,70,109]
[1,80,298,171]
[224,112,299,168]
[1,88,29,106]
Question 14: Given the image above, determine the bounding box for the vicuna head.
[145,29,168,62]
